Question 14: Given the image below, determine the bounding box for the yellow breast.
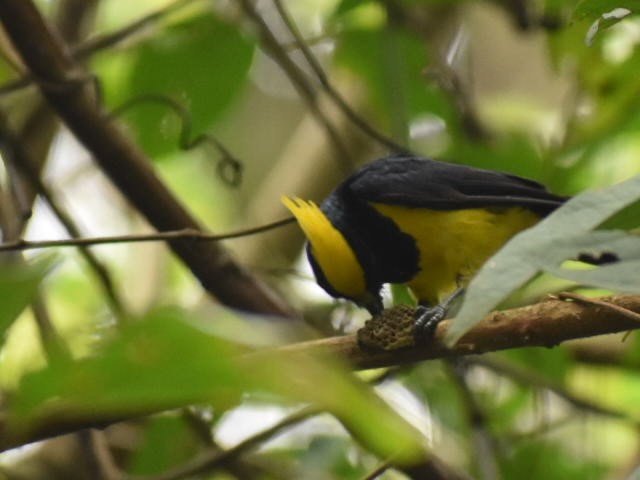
[370,203,540,305]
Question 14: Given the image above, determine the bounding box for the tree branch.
[0,0,292,317]
[276,294,640,370]
[271,0,407,154]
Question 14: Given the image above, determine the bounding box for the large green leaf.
[119,12,255,158]
[9,307,425,463]
[445,174,640,345]
[0,256,56,350]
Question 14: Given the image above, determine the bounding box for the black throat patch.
[321,189,420,293]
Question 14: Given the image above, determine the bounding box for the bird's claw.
[413,304,447,343]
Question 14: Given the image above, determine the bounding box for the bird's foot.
[413,305,448,343]
[413,288,465,344]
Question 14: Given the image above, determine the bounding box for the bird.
[283,155,568,337]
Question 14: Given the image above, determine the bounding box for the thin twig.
[557,292,640,324]
[80,429,125,480]
[0,110,126,315]
[361,460,391,480]
[72,0,199,59]
[31,296,73,362]
[0,218,295,252]
[271,0,408,154]
[238,0,355,173]
[382,2,489,141]
[18,169,125,315]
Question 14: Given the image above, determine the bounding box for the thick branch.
[277,294,640,369]
[0,0,291,317]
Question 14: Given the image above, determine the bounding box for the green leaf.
[120,12,254,158]
[445,174,640,345]
[0,256,56,350]
[9,307,425,463]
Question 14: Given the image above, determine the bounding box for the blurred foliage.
[9,307,425,468]
[126,414,203,476]
[500,441,609,480]
[1,0,640,478]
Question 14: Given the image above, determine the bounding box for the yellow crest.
[282,196,366,298]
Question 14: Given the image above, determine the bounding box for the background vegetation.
[1,0,640,479]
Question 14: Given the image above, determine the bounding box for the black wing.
[345,155,568,215]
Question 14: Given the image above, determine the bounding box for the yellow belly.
[371,203,540,305]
